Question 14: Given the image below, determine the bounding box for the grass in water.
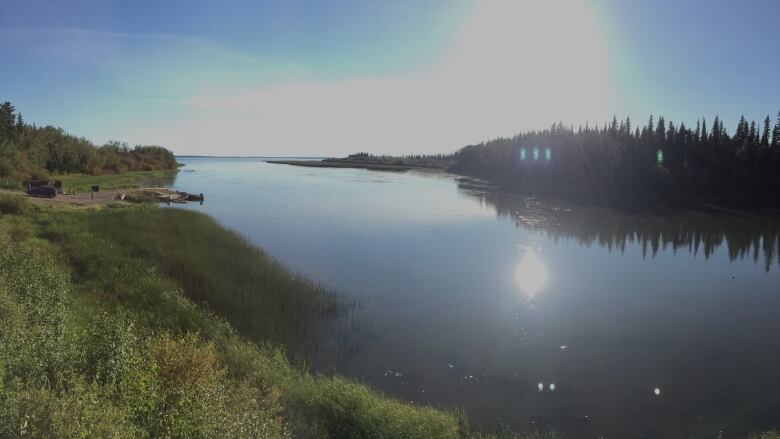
[41,206,343,357]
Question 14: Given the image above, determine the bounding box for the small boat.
[156,191,202,204]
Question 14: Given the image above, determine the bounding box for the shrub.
[283,375,458,439]
[0,195,28,215]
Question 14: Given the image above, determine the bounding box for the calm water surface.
[171,157,780,438]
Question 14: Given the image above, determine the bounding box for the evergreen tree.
[736,115,748,144]
[749,121,757,145]
[0,101,15,137]
[645,115,654,144]
[655,116,666,142]
[701,118,708,144]
[666,121,676,143]
[773,111,780,148]
[712,116,721,145]
[760,116,770,147]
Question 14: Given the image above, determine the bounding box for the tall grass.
[40,207,343,358]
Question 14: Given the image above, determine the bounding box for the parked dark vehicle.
[26,185,57,198]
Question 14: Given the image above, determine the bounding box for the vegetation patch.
[54,170,179,194]
[0,100,177,185]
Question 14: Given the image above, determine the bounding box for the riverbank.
[0,168,186,207]
[0,196,564,438]
[0,187,182,206]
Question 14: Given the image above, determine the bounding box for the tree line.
[0,101,177,184]
[451,111,780,203]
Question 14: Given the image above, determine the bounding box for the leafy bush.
[283,375,458,439]
[0,195,29,215]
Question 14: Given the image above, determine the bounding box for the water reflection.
[458,177,780,271]
[515,248,547,299]
[168,160,780,438]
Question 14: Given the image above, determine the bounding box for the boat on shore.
[156,190,204,204]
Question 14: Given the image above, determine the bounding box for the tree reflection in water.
[457,178,780,272]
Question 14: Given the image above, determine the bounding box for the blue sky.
[2,0,779,156]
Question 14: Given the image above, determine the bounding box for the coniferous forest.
[451,112,780,204]
[0,101,177,185]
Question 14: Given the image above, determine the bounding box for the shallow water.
[170,157,780,438]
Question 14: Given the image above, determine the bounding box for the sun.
[515,248,548,299]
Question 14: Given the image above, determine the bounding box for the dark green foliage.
[0,100,177,182]
[450,112,780,203]
[329,152,457,169]
[0,194,30,215]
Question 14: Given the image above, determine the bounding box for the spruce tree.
[761,116,770,147]
[749,121,757,145]
[701,118,708,144]
[655,116,666,141]
[736,115,748,144]
[773,111,780,148]
[712,116,721,144]
[666,121,676,143]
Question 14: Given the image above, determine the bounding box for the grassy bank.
[54,169,179,193]
[44,207,342,357]
[0,196,562,438]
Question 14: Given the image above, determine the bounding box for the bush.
[0,236,70,386]
[0,380,139,439]
[283,375,458,439]
[0,195,28,215]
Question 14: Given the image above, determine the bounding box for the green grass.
[53,169,178,193]
[123,190,162,204]
[40,207,343,358]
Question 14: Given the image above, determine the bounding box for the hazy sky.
[2,0,779,156]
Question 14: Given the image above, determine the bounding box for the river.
[169,157,780,438]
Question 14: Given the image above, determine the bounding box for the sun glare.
[515,248,548,299]
[137,0,613,155]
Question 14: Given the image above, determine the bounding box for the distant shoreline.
[176,155,327,159]
[266,159,441,172]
